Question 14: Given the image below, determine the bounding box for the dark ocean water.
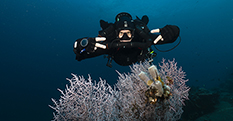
[0,0,233,120]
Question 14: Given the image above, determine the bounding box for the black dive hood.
[115,12,134,30]
[115,12,135,40]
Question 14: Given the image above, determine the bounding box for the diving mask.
[118,30,133,42]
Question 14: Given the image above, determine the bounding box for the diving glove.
[160,25,180,43]
[73,37,96,54]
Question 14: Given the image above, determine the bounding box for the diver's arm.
[98,22,116,41]
[73,37,108,61]
[73,19,116,61]
[151,25,180,45]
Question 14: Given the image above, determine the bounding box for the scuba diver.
[73,12,180,67]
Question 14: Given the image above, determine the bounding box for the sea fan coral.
[49,59,190,121]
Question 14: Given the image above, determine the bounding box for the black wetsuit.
[73,18,179,66]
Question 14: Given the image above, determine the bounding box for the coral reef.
[49,59,189,121]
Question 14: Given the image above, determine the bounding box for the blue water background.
[0,0,233,120]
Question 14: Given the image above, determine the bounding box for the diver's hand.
[151,25,180,44]
[74,37,106,54]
